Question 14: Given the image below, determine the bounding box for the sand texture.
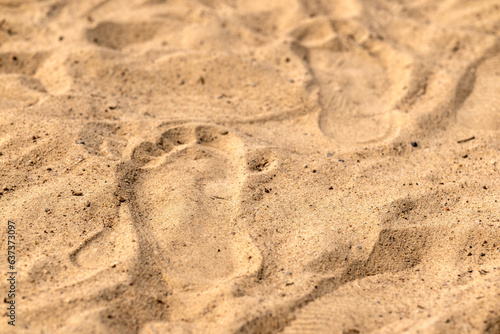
[0,0,500,333]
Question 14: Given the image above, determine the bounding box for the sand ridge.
[0,0,499,333]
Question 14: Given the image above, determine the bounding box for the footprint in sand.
[455,47,500,131]
[121,123,268,287]
[238,225,433,334]
[46,123,275,332]
[238,194,448,334]
[290,18,413,145]
[0,52,49,107]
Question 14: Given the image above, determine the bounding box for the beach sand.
[0,0,499,333]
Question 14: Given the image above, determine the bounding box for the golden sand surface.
[0,0,499,333]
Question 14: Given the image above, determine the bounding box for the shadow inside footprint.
[343,228,428,280]
[86,21,160,50]
[0,52,47,76]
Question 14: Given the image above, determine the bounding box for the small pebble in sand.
[76,140,85,145]
[72,190,83,196]
[411,142,418,147]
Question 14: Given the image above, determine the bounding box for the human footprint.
[121,123,271,288]
[290,18,414,145]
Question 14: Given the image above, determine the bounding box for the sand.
[0,0,499,333]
